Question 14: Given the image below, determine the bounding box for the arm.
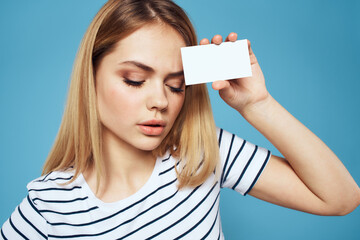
[200,33,360,215]
[243,95,360,215]
[1,195,47,239]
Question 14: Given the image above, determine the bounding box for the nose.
[146,83,168,112]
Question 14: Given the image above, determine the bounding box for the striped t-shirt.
[1,128,271,239]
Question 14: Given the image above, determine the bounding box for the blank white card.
[181,39,252,85]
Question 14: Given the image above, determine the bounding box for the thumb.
[212,80,230,90]
[212,80,235,102]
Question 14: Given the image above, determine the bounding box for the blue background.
[0,0,359,239]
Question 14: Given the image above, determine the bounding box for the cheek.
[97,83,141,123]
[169,94,185,120]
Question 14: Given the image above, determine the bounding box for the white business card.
[181,39,252,85]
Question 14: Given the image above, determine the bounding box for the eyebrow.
[120,60,184,79]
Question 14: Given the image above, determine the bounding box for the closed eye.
[167,85,184,93]
[123,78,184,93]
[166,77,185,94]
[123,78,145,87]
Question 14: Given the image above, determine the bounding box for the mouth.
[143,123,163,127]
[138,120,166,136]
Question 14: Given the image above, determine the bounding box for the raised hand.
[199,33,269,114]
[199,33,360,216]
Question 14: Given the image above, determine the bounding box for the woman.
[1,0,359,239]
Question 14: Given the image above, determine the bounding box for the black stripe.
[159,161,180,175]
[232,145,258,190]
[223,140,247,184]
[146,182,218,240]
[49,184,199,239]
[27,195,44,216]
[218,231,220,240]
[161,154,172,162]
[51,189,178,233]
[9,216,28,240]
[244,150,271,195]
[218,211,221,239]
[18,205,47,239]
[218,128,223,147]
[33,196,88,204]
[174,191,220,239]
[201,207,219,240]
[48,178,177,227]
[28,186,81,192]
[114,190,179,231]
[37,172,52,182]
[1,227,8,240]
[220,134,235,185]
[120,185,203,240]
[39,206,98,215]
[35,176,73,182]
[215,128,224,175]
[49,191,178,238]
[49,190,179,238]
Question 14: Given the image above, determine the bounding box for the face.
[95,23,186,152]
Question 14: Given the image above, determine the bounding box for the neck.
[83,126,156,202]
[102,127,156,180]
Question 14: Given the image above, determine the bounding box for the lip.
[137,119,167,136]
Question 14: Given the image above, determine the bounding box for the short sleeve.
[217,128,271,196]
[1,184,48,239]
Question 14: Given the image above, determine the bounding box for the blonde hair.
[42,0,219,189]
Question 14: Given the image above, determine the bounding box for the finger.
[212,80,230,91]
[211,35,223,45]
[199,38,210,45]
[247,39,253,55]
[225,32,238,42]
[247,39,258,64]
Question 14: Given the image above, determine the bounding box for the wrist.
[238,94,277,122]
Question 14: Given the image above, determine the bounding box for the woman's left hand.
[200,33,360,216]
[199,33,270,114]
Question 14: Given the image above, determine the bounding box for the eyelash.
[123,78,184,94]
[123,78,144,88]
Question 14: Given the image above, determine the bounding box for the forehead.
[107,23,186,71]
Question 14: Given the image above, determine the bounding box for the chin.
[137,145,160,152]
[134,138,163,152]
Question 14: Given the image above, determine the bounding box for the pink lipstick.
[138,119,166,136]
